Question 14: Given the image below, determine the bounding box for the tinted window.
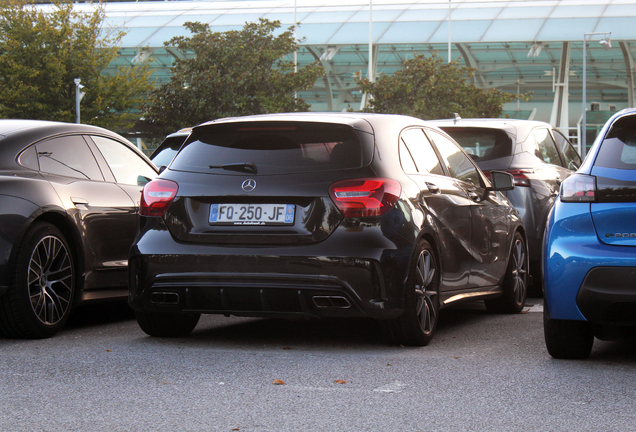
[171,122,370,175]
[36,136,103,180]
[552,130,582,171]
[595,115,636,170]
[439,127,513,161]
[400,128,444,175]
[533,128,561,166]
[151,135,188,168]
[428,130,481,186]
[399,140,418,174]
[91,136,157,185]
[19,146,38,170]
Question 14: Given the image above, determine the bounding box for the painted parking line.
[523,302,544,313]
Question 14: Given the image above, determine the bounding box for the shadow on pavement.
[190,316,386,348]
[170,302,500,348]
[64,301,135,330]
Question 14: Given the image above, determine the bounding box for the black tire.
[0,222,75,339]
[544,303,594,359]
[384,239,440,347]
[485,231,528,314]
[135,311,200,337]
[527,260,544,298]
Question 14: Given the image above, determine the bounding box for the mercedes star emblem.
[241,179,257,192]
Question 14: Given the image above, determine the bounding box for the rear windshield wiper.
[209,162,257,174]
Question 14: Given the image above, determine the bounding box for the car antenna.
[453,113,462,124]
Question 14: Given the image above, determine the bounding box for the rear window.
[439,127,513,162]
[170,122,371,174]
[595,115,636,170]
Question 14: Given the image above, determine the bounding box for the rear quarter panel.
[543,202,595,320]
[0,173,67,292]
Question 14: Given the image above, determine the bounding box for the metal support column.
[550,42,571,132]
[620,41,635,108]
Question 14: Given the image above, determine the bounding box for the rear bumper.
[576,267,636,326]
[129,224,414,320]
[544,203,636,323]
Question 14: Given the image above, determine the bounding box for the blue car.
[543,108,636,359]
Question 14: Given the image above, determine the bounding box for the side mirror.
[488,170,514,191]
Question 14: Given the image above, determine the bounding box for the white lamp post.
[448,0,451,63]
[368,0,373,82]
[582,32,611,157]
[74,78,86,124]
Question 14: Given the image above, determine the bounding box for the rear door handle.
[468,191,482,202]
[426,182,440,194]
[71,197,89,206]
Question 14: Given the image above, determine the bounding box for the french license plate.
[209,203,295,225]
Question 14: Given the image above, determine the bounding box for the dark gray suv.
[429,118,582,294]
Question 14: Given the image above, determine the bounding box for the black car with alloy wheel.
[428,118,582,294]
[129,113,528,346]
[0,120,158,338]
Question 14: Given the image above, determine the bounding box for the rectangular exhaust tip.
[151,292,180,305]
[312,295,351,309]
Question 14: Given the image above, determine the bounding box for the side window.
[552,130,582,171]
[18,146,39,170]
[400,128,444,175]
[534,128,562,166]
[36,135,103,180]
[427,130,481,186]
[91,136,157,186]
[399,140,418,174]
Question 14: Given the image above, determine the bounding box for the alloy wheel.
[510,238,528,304]
[414,248,438,335]
[28,235,74,326]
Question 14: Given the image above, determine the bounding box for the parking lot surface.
[1,298,635,431]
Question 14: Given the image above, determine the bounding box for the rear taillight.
[329,178,401,218]
[560,174,596,202]
[508,169,534,187]
[140,179,179,216]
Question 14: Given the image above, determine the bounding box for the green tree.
[0,0,153,130]
[356,53,526,119]
[144,18,324,136]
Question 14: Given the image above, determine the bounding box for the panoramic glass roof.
[58,0,636,118]
[83,0,636,44]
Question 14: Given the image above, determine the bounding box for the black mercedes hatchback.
[129,113,528,346]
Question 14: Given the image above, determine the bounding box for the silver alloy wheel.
[28,235,74,326]
[510,238,527,304]
[414,248,438,335]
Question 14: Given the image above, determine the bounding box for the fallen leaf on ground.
[272,379,285,385]
[334,380,347,384]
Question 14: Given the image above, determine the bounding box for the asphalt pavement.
[1,298,635,431]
